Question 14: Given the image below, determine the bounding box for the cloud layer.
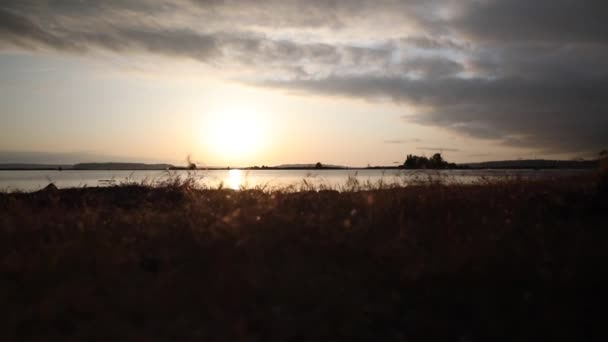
[1,0,607,154]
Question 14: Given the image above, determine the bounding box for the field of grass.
[1,174,607,341]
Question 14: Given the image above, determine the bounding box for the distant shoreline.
[0,159,600,171]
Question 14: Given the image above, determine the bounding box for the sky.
[1,0,607,167]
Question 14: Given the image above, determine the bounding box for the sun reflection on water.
[228,169,242,190]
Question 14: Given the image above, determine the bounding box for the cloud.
[263,75,608,154]
[185,0,440,30]
[417,147,459,152]
[453,0,608,43]
[0,1,456,71]
[0,7,220,60]
[399,56,464,79]
[468,43,608,81]
[383,138,421,144]
[0,3,396,78]
[0,7,81,51]
[400,36,465,50]
[1,0,607,155]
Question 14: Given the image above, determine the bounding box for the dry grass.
[1,174,607,341]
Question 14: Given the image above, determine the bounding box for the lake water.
[0,169,592,192]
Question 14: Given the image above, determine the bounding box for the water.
[0,169,592,192]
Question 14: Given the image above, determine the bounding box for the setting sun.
[203,104,267,164]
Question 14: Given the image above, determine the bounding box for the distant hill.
[0,164,73,170]
[72,163,174,170]
[0,151,171,165]
[462,159,598,169]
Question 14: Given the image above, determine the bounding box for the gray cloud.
[186,0,439,29]
[0,7,81,51]
[417,147,459,152]
[1,0,607,155]
[453,0,608,43]
[0,3,395,77]
[263,75,608,154]
[400,56,464,79]
[0,7,220,60]
[2,0,171,15]
[400,36,465,51]
[468,43,608,81]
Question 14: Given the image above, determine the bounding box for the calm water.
[0,169,592,192]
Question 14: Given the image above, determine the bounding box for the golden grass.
[0,174,607,340]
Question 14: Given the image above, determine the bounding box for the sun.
[203,104,267,164]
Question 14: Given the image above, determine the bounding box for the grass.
[1,173,607,341]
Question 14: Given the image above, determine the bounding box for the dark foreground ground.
[1,175,608,341]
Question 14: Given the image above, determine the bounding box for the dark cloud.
[0,7,220,60]
[263,75,608,154]
[2,0,170,15]
[0,8,81,51]
[453,0,608,43]
[469,43,608,81]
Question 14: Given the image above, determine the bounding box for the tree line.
[401,153,457,169]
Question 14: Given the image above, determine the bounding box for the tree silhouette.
[403,153,454,169]
[431,153,443,164]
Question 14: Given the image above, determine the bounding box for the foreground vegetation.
[1,174,607,341]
